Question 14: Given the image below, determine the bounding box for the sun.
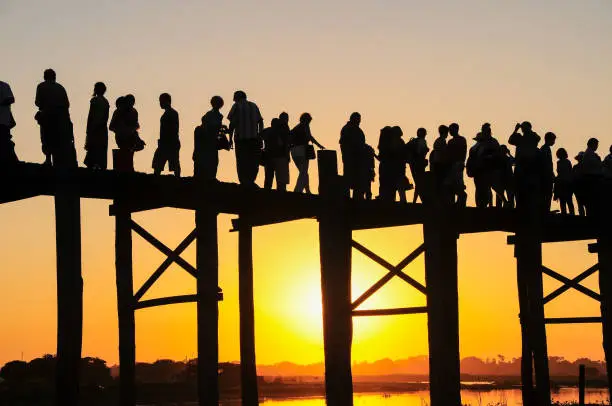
[286,279,324,341]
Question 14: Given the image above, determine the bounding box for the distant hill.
[257,355,606,378]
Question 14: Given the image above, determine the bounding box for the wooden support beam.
[579,364,586,406]
[544,317,602,324]
[54,187,83,406]
[130,220,197,277]
[515,216,551,406]
[115,204,136,406]
[423,214,461,406]
[109,201,168,215]
[195,206,219,406]
[134,294,198,310]
[239,221,259,406]
[133,230,197,301]
[542,265,600,304]
[318,150,353,406]
[516,253,535,406]
[352,241,427,294]
[351,243,426,310]
[597,232,612,401]
[352,307,427,317]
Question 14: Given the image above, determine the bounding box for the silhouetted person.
[111,94,145,152]
[554,148,574,215]
[540,131,556,213]
[109,96,126,146]
[581,138,603,216]
[35,69,76,168]
[194,95,226,180]
[291,113,324,194]
[378,126,398,201]
[0,80,19,166]
[361,144,376,200]
[84,82,109,170]
[430,125,450,195]
[499,145,515,208]
[228,91,263,186]
[509,121,542,210]
[406,128,429,203]
[573,152,587,216]
[468,123,502,208]
[391,126,412,202]
[446,123,467,207]
[262,117,290,191]
[340,112,366,198]
[124,94,142,148]
[604,145,612,178]
[153,93,180,177]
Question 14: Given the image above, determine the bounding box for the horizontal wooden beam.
[135,294,198,310]
[0,162,605,240]
[109,202,167,215]
[135,292,224,310]
[352,307,428,317]
[544,317,602,324]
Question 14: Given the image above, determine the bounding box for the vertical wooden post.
[317,150,353,406]
[195,206,219,406]
[239,220,259,406]
[515,231,550,406]
[422,173,461,406]
[597,233,612,400]
[514,239,535,406]
[54,188,83,406]
[115,204,136,406]
[578,364,585,406]
[515,181,551,406]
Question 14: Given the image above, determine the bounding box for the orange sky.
[0,1,610,366]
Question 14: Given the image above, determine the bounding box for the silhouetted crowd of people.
[1,69,611,215]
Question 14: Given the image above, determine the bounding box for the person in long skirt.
[84,82,110,169]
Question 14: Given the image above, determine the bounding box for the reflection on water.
[258,388,609,405]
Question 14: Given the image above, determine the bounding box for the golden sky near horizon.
[0,0,610,366]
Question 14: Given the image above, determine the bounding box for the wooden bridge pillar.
[195,206,219,405]
[317,150,353,406]
[597,232,612,398]
[422,207,461,405]
[515,241,535,406]
[54,187,83,406]
[515,230,550,406]
[114,204,136,406]
[239,220,259,406]
[514,182,551,406]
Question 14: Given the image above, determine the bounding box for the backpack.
[405,138,419,163]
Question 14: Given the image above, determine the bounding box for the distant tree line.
[0,355,254,404]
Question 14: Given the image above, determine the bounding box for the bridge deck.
[0,162,598,241]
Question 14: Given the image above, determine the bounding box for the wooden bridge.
[1,149,610,406]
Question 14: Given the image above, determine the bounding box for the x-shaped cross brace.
[351,241,426,315]
[130,220,221,305]
[542,264,600,304]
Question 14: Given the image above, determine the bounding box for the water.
[256,388,609,405]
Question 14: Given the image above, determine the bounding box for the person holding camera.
[291,112,325,194]
[193,95,228,181]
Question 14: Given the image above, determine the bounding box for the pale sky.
[0,0,610,366]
